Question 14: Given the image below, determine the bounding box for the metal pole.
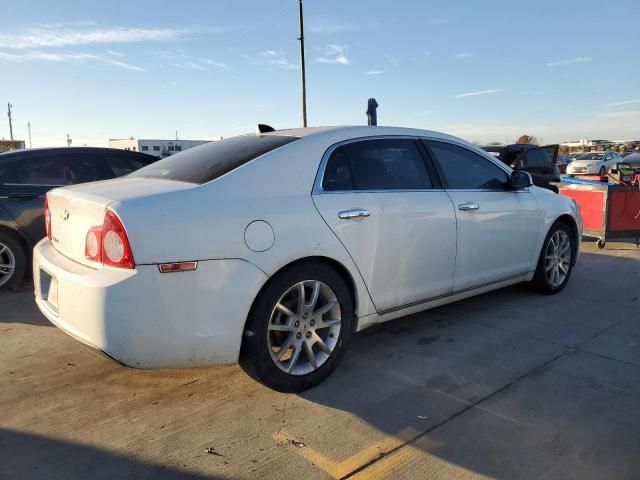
[7,103,13,140]
[298,0,307,127]
[27,121,32,148]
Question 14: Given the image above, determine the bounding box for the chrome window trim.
[313,134,521,195]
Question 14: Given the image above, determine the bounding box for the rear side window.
[322,139,432,191]
[5,153,105,185]
[129,135,299,184]
[106,153,153,177]
[426,140,509,190]
[0,153,22,184]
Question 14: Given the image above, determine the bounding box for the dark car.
[481,144,561,192]
[0,147,157,289]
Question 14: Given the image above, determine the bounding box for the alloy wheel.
[268,280,342,376]
[0,242,16,288]
[544,230,571,287]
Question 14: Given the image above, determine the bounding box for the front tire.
[531,222,575,294]
[240,261,354,392]
[0,231,26,290]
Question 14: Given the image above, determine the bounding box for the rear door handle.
[458,202,479,211]
[338,209,370,220]
[8,193,40,201]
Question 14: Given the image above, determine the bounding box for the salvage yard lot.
[1,241,639,480]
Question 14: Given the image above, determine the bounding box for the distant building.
[0,139,26,153]
[108,138,210,158]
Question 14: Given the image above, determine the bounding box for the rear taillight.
[44,195,51,240]
[85,209,135,269]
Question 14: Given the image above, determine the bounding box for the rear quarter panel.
[112,138,377,319]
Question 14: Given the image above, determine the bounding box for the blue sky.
[1,0,639,147]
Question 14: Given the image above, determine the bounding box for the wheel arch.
[0,224,30,257]
[242,255,360,338]
[551,214,580,263]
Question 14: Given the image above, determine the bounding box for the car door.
[1,151,108,244]
[312,137,457,312]
[424,139,542,291]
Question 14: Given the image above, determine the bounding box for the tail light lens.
[85,209,135,269]
[44,195,51,240]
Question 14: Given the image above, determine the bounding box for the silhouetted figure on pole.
[367,98,379,126]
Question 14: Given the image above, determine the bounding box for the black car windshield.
[129,134,300,184]
[575,153,605,161]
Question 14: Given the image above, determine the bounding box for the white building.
[108,138,210,158]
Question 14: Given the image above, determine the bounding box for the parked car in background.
[566,151,623,177]
[481,143,561,192]
[0,147,157,289]
[34,126,582,392]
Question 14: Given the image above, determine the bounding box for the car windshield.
[129,134,300,184]
[575,153,605,161]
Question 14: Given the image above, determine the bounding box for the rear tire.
[0,230,26,290]
[240,261,354,392]
[531,222,575,294]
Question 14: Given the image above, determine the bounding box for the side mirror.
[510,170,533,189]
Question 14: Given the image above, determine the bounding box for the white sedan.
[566,151,623,176]
[34,126,582,392]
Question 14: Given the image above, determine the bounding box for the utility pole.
[27,121,32,148]
[66,134,72,147]
[7,103,13,140]
[297,0,307,127]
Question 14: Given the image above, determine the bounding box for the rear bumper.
[33,239,268,368]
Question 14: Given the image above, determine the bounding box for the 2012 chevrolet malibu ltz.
[34,126,583,392]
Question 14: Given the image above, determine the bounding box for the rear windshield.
[129,134,299,184]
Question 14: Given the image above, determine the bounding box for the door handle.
[338,209,370,220]
[458,202,479,211]
[8,193,40,201]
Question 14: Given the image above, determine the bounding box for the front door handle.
[338,209,370,220]
[458,202,479,211]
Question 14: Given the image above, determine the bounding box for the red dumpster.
[557,181,640,249]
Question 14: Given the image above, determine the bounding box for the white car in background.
[566,151,623,176]
[34,126,582,392]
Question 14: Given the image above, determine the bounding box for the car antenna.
[256,124,276,134]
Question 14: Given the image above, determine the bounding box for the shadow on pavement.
[0,428,220,480]
[299,250,640,479]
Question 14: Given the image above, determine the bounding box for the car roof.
[0,146,153,157]
[263,125,473,146]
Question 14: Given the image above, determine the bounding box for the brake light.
[84,209,135,269]
[44,195,51,240]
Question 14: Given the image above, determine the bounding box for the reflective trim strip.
[158,261,198,273]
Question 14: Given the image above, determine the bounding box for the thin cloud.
[0,25,197,49]
[308,17,360,34]
[455,52,473,59]
[603,99,640,107]
[365,70,385,75]
[454,88,502,98]
[546,57,592,67]
[107,50,124,56]
[199,58,227,68]
[162,81,180,88]
[258,50,298,70]
[0,49,146,70]
[316,44,349,65]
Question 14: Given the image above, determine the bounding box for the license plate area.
[39,268,59,315]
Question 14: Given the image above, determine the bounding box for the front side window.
[426,140,509,190]
[322,138,432,191]
[106,153,153,177]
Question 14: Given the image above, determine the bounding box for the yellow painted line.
[273,428,418,479]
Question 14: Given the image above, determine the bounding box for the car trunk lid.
[46,177,194,267]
